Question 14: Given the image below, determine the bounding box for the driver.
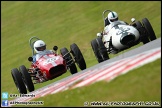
[97,11,127,37]
[33,40,54,63]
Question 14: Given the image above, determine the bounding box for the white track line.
[71,53,145,89]
[104,49,161,82]
[72,48,161,88]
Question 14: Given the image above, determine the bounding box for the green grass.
[1,1,161,106]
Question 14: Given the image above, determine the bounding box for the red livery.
[11,36,86,94]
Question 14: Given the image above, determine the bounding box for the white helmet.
[33,40,46,53]
[108,11,118,23]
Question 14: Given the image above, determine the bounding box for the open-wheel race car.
[11,36,86,94]
[91,9,157,63]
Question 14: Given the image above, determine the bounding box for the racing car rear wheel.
[11,68,27,94]
[142,18,156,41]
[96,37,109,62]
[70,43,86,70]
[60,47,77,74]
[19,65,34,92]
[135,21,150,44]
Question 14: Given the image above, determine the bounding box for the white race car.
[91,10,157,63]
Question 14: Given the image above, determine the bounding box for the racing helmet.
[33,40,46,53]
[108,11,118,23]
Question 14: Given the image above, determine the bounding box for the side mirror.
[53,46,58,51]
[28,57,33,62]
[131,18,136,23]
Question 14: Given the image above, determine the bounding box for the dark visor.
[36,45,46,51]
[110,18,118,22]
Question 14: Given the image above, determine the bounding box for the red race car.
[11,36,86,94]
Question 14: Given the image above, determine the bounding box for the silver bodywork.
[103,24,140,53]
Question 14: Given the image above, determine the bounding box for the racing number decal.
[43,57,57,65]
[116,27,130,35]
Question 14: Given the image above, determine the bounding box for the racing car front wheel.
[11,68,27,94]
[91,39,103,63]
[19,65,35,92]
[96,37,109,62]
[70,43,86,70]
[142,18,156,41]
[60,47,77,74]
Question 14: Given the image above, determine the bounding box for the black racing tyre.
[135,21,150,44]
[91,39,103,63]
[19,65,34,92]
[60,47,77,74]
[11,68,27,94]
[70,43,86,70]
[142,18,156,41]
[96,37,109,62]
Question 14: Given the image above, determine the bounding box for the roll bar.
[102,10,112,27]
[29,36,40,56]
